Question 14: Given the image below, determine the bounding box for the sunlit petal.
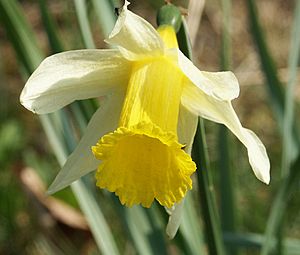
[47,92,125,194]
[182,82,270,184]
[20,50,131,114]
[105,1,164,60]
[177,50,239,100]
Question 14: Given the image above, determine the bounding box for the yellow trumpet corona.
[92,26,196,207]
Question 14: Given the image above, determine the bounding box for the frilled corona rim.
[92,122,196,208]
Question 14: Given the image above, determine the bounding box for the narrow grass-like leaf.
[224,232,300,254]
[71,181,120,255]
[91,0,117,38]
[192,122,226,255]
[107,195,168,255]
[219,1,237,254]
[177,19,193,59]
[0,0,43,72]
[260,154,300,255]
[73,0,96,49]
[41,113,120,255]
[177,16,209,253]
[125,206,167,255]
[180,193,206,254]
[178,16,225,255]
[261,1,300,254]
[219,124,237,254]
[220,0,232,71]
[0,1,120,254]
[246,0,299,157]
[38,0,63,53]
[246,0,285,122]
[127,207,157,255]
[281,0,300,175]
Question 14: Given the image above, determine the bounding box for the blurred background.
[0,0,299,254]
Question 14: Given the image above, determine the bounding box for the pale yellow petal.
[166,105,197,238]
[47,92,125,194]
[177,50,240,100]
[166,199,185,239]
[177,104,198,155]
[105,1,164,60]
[182,82,270,184]
[20,49,131,114]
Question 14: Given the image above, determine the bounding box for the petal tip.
[47,177,69,195]
[20,96,37,114]
[107,1,130,41]
[166,229,175,240]
[46,183,59,195]
[124,0,130,8]
[46,189,54,196]
[165,200,185,239]
[253,162,270,185]
[261,172,270,185]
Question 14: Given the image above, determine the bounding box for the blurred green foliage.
[0,0,299,255]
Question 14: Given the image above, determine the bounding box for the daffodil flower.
[20,1,270,211]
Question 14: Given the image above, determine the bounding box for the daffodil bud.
[157,4,182,33]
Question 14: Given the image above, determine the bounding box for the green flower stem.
[177,13,225,255]
[177,16,225,255]
[192,121,226,255]
[219,0,237,254]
